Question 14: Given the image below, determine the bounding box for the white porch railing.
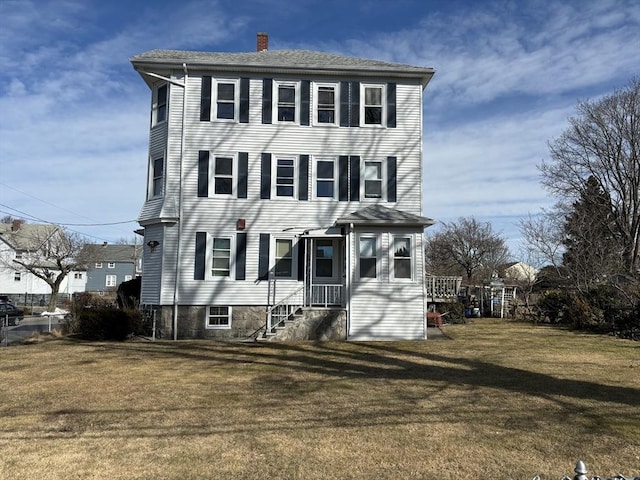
[308,284,344,307]
[425,275,462,301]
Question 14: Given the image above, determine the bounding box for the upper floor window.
[152,84,167,125]
[150,156,164,198]
[274,156,296,197]
[314,157,337,199]
[74,273,83,279]
[95,263,103,269]
[314,83,338,125]
[275,81,298,123]
[361,84,385,126]
[213,156,234,196]
[107,262,115,269]
[392,236,413,280]
[363,160,383,199]
[14,272,21,282]
[214,79,238,120]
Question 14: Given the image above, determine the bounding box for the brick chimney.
[257,32,268,52]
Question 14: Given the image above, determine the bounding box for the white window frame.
[205,305,232,329]
[360,83,386,127]
[273,80,300,124]
[361,159,385,200]
[391,235,414,282]
[149,156,164,198]
[105,275,117,288]
[313,82,339,126]
[74,273,83,279]
[14,271,21,282]
[313,156,338,200]
[95,263,103,269]
[210,236,233,278]
[124,275,132,282]
[272,155,297,198]
[357,234,380,281]
[152,83,168,126]
[213,78,239,121]
[211,153,236,197]
[272,237,296,279]
[107,262,116,269]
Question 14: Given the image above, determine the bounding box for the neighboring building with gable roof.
[130,33,435,341]
[82,244,142,293]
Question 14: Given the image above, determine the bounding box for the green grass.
[1,319,638,479]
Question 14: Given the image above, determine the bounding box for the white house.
[130,33,435,341]
[0,221,87,304]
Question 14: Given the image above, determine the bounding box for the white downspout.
[172,63,188,341]
[346,223,353,339]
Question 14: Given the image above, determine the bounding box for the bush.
[74,307,143,341]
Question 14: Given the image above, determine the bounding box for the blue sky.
[1,0,639,257]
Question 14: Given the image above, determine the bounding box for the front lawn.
[1,319,638,479]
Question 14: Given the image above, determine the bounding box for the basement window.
[206,306,231,329]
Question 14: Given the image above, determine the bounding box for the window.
[274,156,296,197]
[213,156,234,195]
[106,275,117,287]
[95,263,103,269]
[214,79,237,120]
[206,306,231,329]
[361,84,384,126]
[314,240,334,278]
[392,236,413,280]
[275,81,298,122]
[211,237,231,277]
[151,157,164,197]
[314,83,337,125]
[14,272,21,282]
[315,158,337,199]
[274,239,293,278]
[358,236,378,279]
[363,161,383,198]
[153,84,167,125]
[74,273,83,279]
[124,275,132,282]
[108,262,115,269]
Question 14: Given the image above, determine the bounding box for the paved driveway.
[1,315,64,346]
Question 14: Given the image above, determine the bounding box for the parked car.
[0,302,24,326]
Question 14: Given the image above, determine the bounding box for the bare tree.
[425,217,510,284]
[539,78,640,275]
[3,225,94,310]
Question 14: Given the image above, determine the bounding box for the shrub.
[75,307,143,341]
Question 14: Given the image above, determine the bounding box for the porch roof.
[335,205,435,227]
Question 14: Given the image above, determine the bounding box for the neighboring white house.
[500,261,539,283]
[130,33,435,341]
[0,221,87,303]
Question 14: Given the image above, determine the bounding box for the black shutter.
[200,76,211,121]
[237,152,248,199]
[262,78,272,124]
[240,78,250,123]
[235,232,247,280]
[194,232,207,280]
[300,80,310,126]
[299,154,309,201]
[387,156,397,202]
[197,150,209,197]
[387,82,396,128]
[340,81,350,127]
[350,81,360,127]
[258,233,270,280]
[297,237,305,281]
[261,153,271,199]
[338,155,349,201]
[349,155,360,201]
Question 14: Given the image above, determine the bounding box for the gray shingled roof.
[131,49,434,83]
[336,205,434,227]
[80,244,140,263]
[0,223,59,251]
